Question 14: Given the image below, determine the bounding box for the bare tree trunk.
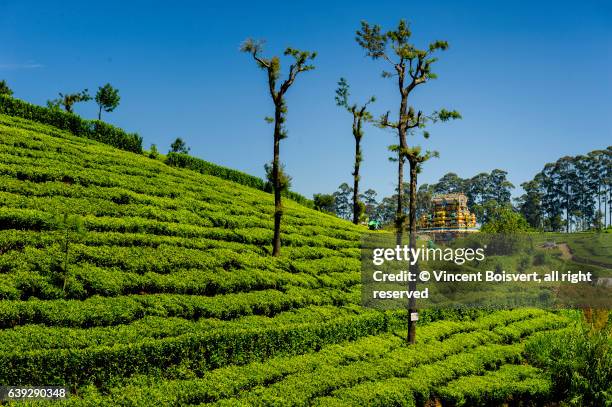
[395,93,408,245]
[98,105,102,121]
[272,103,283,256]
[406,159,418,344]
[607,186,612,230]
[566,184,570,233]
[352,129,361,225]
[396,157,404,245]
[598,185,602,229]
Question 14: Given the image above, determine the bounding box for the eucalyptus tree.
[588,150,606,228]
[525,147,611,231]
[488,169,514,204]
[361,188,379,221]
[335,77,376,224]
[606,147,612,227]
[241,39,316,256]
[518,177,544,229]
[333,183,354,220]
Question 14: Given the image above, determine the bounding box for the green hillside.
[0,115,572,406]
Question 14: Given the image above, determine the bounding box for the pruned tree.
[0,80,13,97]
[357,20,460,344]
[241,38,316,256]
[170,137,190,154]
[95,83,120,120]
[49,89,91,113]
[335,77,375,224]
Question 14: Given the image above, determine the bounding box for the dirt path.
[557,243,573,261]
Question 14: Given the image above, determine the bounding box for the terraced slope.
[0,114,569,405]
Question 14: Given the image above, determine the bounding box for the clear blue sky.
[1,0,610,200]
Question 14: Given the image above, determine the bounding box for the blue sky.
[1,0,610,200]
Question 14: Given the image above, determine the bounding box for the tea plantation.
[0,114,572,406]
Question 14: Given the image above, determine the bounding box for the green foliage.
[53,213,86,290]
[48,89,92,113]
[166,151,265,189]
[525,324,612,406]
[169,137,189,154]
[166,152,313,207]
[240,38,316,141]
[313,193,336,214]
[0,114,581,405]
[480,206,531,233]
[436,364,552,406]
[522,148,612,232]
[0,79,13,96]
[95,83,120,120]
[148,143,159,159]
[0,95,143,152]
[264,162,291,192]
[0,308,387,387]
[41,309,563,405]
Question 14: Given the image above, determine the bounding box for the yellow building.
[418,193,477,230]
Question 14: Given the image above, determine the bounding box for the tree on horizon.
[241,38,316,256]
[0,80,13,97]
[48,89,91,113]
[170,137,190,154]
[95,83,120,120]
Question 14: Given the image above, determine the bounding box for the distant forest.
[316,146,611,232]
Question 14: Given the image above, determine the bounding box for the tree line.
[517,148,612,232]
[1,80,121,121]
[316,168,515,225]
[2,79,121,121]
[45,83,121,120]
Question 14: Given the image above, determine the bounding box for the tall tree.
[375,195,397,225]
[488,169,514,204]
[335,77,375,224]
[416,183,434,218]
[0,80,13,97]
[95,83,121,120]
[241,38,316,256]
[434,172,465,195]
[333,183,354,220]
[361,188,379,220]
[556,156,577,232]
[517,177,543,229]
[356,20,460,344]
[49,89,91,113]
[524,147,611,232]
[605,147,612,227]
